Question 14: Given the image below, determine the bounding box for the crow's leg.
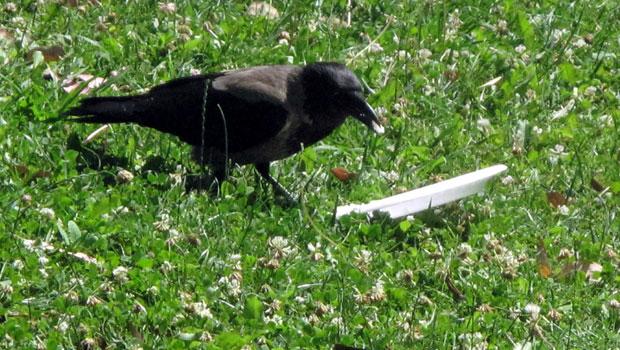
[186,147,228,193]
[254,162,296,205]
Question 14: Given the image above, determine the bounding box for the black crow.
[65,62,384,202]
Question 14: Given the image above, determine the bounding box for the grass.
[1,0,619,349]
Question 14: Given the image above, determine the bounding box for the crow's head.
[301,62,384,134]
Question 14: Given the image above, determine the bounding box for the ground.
[0,0,619,349]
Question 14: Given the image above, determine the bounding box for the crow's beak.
[352,96,384,134]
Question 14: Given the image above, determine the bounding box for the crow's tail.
[64,95,144,124]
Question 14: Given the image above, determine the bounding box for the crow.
[65,62,384,203]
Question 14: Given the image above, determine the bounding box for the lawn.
[1,0,619,349]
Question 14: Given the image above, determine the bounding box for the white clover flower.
[609,299,620,309]
[397,50,411,60]
[574,38,587,48]
[330,316,343,326]
[112,266,129,282]
[38,256,49,265]
[477,118,492,134]
[524,303,541,320]
[0,281,13,295]
[80,338,97,349]
[558,248,574,259]
[307,242,323,261]
[598,114,613,127]
[495,19,508,34]
[57,320,70,332]
[354,249,373,272]
[12,260,24,271]
[515,44,527,54]
[584,86,597,97]
[40,241,54,252]
[532,125,543,135]
[382,170,399,182]
[158,2,176,14]
[23,239,36,252]
[501,175,514,185]
[418,48,432,60]
[458,332,486,349]
[268,236,293,259]
[188,301,213,319]
[39,208,55,220]
[153,213,171,232]
[423,84,435,96]
[4,3,17,12]
[160,260,174,274]
[116,169,134,184]
[86,294,103,306]
[551,29,568,44]
[199,331,213,342]
[526,89,537,102]
[264,314,283,325]
[457,243,473,258]
[69,252,99,267]
[417,294,433,306]
[368,42,384,53]
[551,99,575,120]
[355,280,387,304]
[247,2,279,19]
[558,205,570,215]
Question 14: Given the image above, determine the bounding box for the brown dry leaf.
[444,272,465,302]
[444,69,459,82]
[62,74,106,95]
[14,164,29,178]
[536,239,552,278]
[0,28,14,42]
[546,191,567,208]
[27,45,65,62]
[33,170,52,179]
[330,167,356,182]
[590,178,605,192]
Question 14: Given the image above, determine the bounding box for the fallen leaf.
[27,45,65,62]
[444,272,465,302]
[590,178,605,192]
[330,167,356,182]
[33,170,52,179]
[536,239,552,278]
[14,164,29,178]
[62,74,106,95]
[547,191,566,208]
[0,28,14,42]
[444,69,459,81]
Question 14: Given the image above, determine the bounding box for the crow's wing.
[200,65,301,153]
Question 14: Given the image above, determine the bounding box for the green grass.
[1,0,619,349]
